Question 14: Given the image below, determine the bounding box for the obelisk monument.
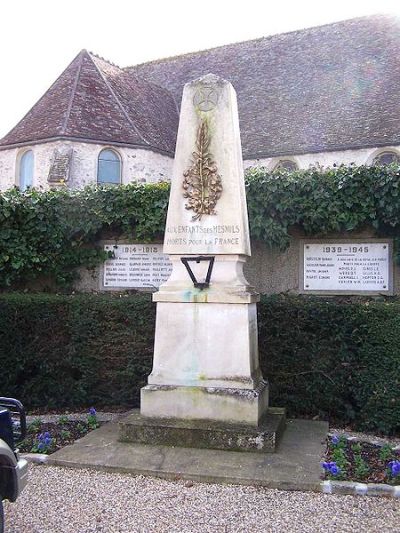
[142,73,267,422]
[120,74,285,452]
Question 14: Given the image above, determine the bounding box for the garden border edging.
[322,480,400,498]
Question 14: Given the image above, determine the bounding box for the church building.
[0,14,400,191]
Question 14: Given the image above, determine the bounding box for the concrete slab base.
[47,417,328,492]
[118,408,286,453]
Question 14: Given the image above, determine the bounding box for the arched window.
[97,149,121,184]
[373,151,400,166]
[274,159,298,171]
[19,150,34,191]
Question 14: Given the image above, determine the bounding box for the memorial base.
[119,407,286,453]
[141,381,269,425]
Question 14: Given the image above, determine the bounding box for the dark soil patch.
[19,419,100,454]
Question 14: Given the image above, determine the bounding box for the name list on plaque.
[103,244,172,289]
[303,242,390,292]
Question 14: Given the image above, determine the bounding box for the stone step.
[118,407,286,453]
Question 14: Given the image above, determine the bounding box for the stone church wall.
[0,141,174,191]
[244,145,400,171]
[2,142,400,191]
[67,142,173,188]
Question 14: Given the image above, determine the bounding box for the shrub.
[0,293,399,435]
[258,295,400,435]
[0,293,154,408]
[0,183,169,287]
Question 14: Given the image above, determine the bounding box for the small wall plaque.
[103,244,172,289]
[300,240,393,294]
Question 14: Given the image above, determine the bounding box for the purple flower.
[388,460,400,477]
[89,407,96,416]
[37,431,52,448]
[322,461,341,476]
[329,463,340,475]
[331,435,340,445]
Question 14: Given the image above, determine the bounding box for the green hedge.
[0,293,155,408]
[0,293,398,435]
[258,295,400,435]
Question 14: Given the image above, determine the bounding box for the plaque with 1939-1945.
[302,241,391,293]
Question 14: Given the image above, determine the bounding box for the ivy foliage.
[246,163,400,251]
[1,164,400,287]
[0,183,169,287]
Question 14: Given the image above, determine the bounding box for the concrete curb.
[327,431,400,451]
[321,480,400,498]
[21,453,48,464]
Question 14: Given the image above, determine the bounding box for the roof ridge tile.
[126,14,390,70]
[61,50,85,135]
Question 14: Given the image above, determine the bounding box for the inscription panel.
[301,241,391,293]
[165,223,241,248]
[103,244,172,289]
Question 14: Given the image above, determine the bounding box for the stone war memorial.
[119,74,285,452]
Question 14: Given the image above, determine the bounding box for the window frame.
[371,150,400,167]
[17,149,34,191]
[273,159,299,172]
[97,148,122,185]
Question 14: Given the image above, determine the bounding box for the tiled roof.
[128,15,400,159]
[0,51,178,154]
[2,15,400,159]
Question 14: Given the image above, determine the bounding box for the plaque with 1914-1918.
[103,244,172,289]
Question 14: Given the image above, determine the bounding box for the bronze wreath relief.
[183,120,222,221]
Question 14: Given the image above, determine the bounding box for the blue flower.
[37,442,45,451]
[89,407,96,416]
[330,463,340,475]
[388,460,400,477]
[331,435,340,445]
[322,461,341,476]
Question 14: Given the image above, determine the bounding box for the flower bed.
[323,435,400,484]
[19,408,99,454]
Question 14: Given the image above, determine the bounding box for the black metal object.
[181,256,215,290]
[0,397,27,444]
[0,409,14,449]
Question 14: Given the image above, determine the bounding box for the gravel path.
[5,465,399,533]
